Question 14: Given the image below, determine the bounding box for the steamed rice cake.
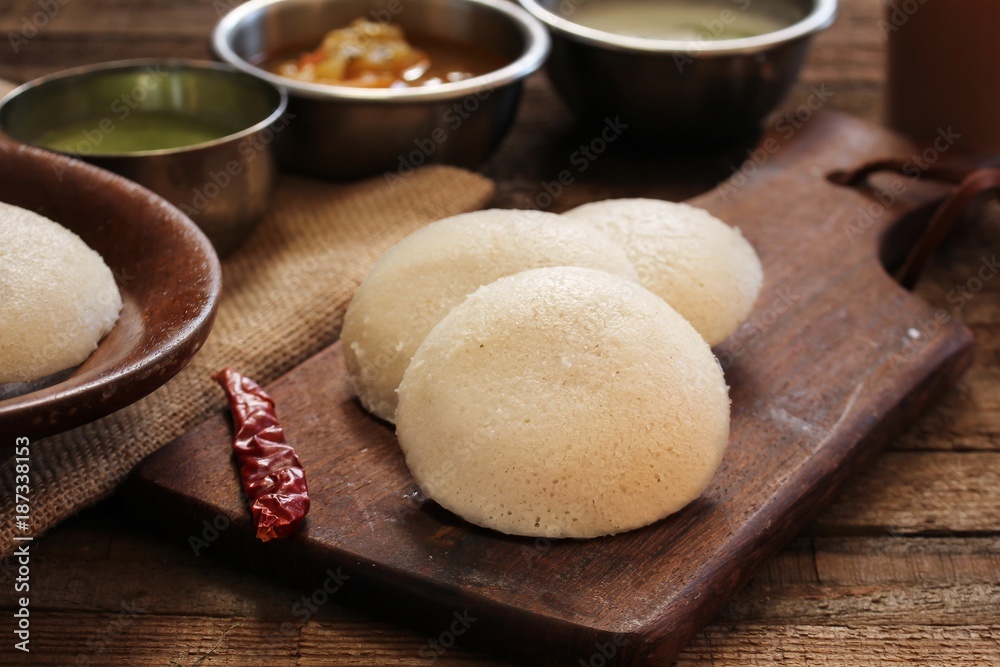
[563,198,762,346]
[0,202,122,384]
[395,266,730,538]
[341,209,636,423]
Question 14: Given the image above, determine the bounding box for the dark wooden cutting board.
[124,111,975,665]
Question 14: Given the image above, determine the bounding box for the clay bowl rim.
[0,140,222,439]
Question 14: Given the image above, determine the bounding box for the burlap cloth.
[0,166,495,557]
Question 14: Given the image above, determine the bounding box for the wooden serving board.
[124,112,975,665]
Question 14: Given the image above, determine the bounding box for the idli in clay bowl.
[0,140,221,438]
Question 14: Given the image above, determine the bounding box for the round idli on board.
[395,266,730,539]
[341,209,636,423]
[562,198,762,346]
[0,201,122,384]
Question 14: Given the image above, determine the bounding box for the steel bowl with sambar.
[213,0,550,180]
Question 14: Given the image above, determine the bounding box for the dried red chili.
[213,367,310,542]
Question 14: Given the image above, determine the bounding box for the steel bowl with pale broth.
[519,0,837,143]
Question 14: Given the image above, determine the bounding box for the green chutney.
[34,110,238,154]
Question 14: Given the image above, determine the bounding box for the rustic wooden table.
[1,0,998,665]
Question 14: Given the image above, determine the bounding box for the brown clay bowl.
[0,139,222,439]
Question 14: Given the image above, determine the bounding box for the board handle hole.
[828,161,1000,289]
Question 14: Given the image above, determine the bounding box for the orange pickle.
[262,18,506,88]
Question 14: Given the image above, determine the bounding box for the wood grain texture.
[121,109,978,666]
[3,0,1000,665]
[813,452,1000,535]
[7,509,999,666]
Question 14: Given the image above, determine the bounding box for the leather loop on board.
[830,158,1000,289]
[896,168,1000,289]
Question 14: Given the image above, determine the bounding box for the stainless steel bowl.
[212,0,549,180]
[0,59,287,255]
[518,0,837,143]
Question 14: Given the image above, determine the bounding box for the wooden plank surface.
[2,0,999,665]
[120,106,979,666]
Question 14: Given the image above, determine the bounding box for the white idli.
[341,209,636,423]
[0,202,122,384]
[395,266,730,538]
[562,198,762,346]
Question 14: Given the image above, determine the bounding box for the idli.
[395,266,730,538]
[342,209,636,423]
[0,202,122,384]
[563,198,762,346]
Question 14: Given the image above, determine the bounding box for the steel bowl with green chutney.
[0,59,287,255]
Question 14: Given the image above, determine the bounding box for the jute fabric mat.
[0,166,495,556]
